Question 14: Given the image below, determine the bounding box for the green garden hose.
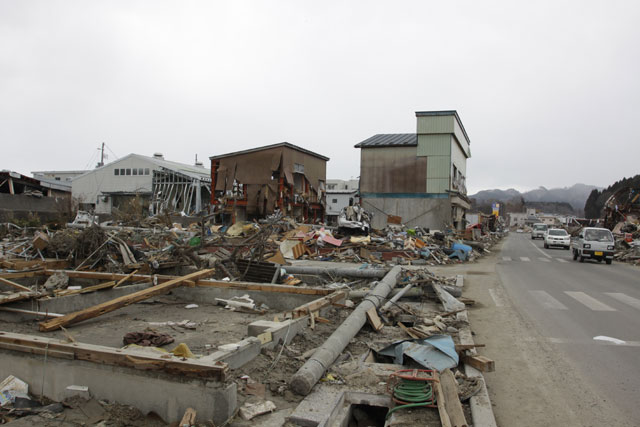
[386,378,435,418]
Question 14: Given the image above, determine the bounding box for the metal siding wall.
[359,147,426,193]
[416,115,454,134]
[453,120,471,157]
[426,178,450,193]
[417,134,450,156]
[451,137,467,176]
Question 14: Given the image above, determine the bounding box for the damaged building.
[209,143,328,223]
[356,110,472,230]
[71,153,211,217]
[0,171,72,222]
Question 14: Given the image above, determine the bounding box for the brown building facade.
[209,143,329,223]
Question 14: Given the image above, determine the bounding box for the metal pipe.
[380,283,414,312]
[290,266,402,395]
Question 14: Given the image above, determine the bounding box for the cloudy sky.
[2,0,639,194]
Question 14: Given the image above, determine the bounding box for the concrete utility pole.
[290,265,402,395]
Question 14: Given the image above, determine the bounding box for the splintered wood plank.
[440,368,468,427]
[43,270,334,296]
[0,277,31,292]
[366,307,384,332]
[39,269,215,332]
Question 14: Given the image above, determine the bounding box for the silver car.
[531,223,548,240]
[544,228,570,249]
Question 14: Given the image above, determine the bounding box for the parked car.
[571,227,615,264]
[543,228,570,249]
[531,223,548,240]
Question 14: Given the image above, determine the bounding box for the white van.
[531,223,548,240]
[571,227,615,264]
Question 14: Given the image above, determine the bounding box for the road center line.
[565,291,616,311]
[530,241,552,258]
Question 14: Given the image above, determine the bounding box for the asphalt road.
[496,232,640,422]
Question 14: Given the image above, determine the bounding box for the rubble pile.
[613,221,640,264]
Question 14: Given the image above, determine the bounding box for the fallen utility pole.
[282,265,388,279]
[39,269,215,332]
[290,266,402,395]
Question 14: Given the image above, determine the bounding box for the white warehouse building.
[72,153,211,216]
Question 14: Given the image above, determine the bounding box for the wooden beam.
[462,354,495,372]
[434,371,453,427]
[0,291,38,305]
[39,269,215,332]
[0,271,43,280]
[113,269,139,289]
[289,290,347,318]
[55,280,118,297]
[0,277,32,292]
[44,269,334,296]
[397,322,420,339]
[455,344,485,352]
[440,368,468,427]
[0,331,227,380]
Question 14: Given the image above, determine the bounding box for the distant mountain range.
[470,184,602,213]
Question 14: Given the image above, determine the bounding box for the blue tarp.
[377,335,459,372]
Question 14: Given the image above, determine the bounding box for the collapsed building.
[0,171,72,223]
[209,143,328,223]
[71,153,211,217]
[356,111,471,231]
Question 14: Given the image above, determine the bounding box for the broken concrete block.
[64,385,90,400]
[239,400,276,420]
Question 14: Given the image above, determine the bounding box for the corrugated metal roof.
[354,134,417,148]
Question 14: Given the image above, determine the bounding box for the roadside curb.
[457,276,498,427]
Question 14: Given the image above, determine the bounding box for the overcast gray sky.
[2,0,639,195]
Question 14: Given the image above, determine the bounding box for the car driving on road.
[572,227,615,264]
[544,228,570,249]
[531,223,548,239]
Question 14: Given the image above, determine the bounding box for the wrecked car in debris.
[337,205,372,234]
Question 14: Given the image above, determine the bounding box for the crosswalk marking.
[529,290,568,310]
[565,291,616,311]
[605,293,640,310]
[520,257,530,262]
[502,256,512,261]
[538,257,551,262]
[556,258,568,263]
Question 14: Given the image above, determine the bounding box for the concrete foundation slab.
[0,350,237,425]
